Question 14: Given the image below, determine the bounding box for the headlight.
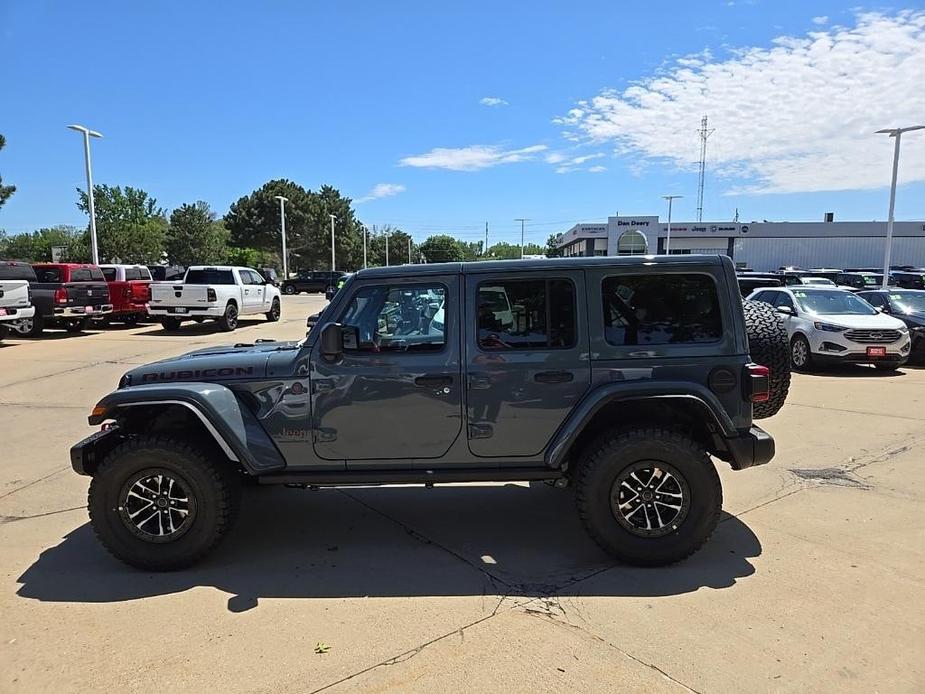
[813,322,847,332]
[897,324,909,333]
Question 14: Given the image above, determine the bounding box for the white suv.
[747,286,911,371]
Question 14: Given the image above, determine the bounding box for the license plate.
[867,346,887,358]
[86,305,95,313]
[175,307,188,314]
[0,308,6,316]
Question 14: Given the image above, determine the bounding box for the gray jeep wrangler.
[71,255,789,571]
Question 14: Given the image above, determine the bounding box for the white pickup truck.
[0,261,37,341]
[148,265,282,332]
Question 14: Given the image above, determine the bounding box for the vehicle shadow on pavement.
[143,319,265,337]
[800,364,907,378]
[16,484,761,612]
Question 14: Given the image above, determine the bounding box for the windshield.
[792,290,877,316]
[889,292,925,314]
[185,269,234,285]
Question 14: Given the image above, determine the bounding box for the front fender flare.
[89,383,285,474]
[544,381,738,470]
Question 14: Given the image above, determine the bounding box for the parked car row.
[736,265,925,298]
[0,260,283,340]
[746,285,925,371]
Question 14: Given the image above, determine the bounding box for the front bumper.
[0,305,35,322]
[70,426,123,476]
[725,425,775,470]
[53,304,113,319]
[809,329,911,365]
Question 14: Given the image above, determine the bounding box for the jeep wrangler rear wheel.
[575,428,722,566]
[742,299,790,419]
[88,436,241,571]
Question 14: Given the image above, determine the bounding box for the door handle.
[414,374,453,388]
[534,370,574,384]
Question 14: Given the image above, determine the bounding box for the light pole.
[362,226,368,269]
[407,237,412,264]
[662,195,683,255]
[515,218,530,258]
[274,195,289,279]
[328,214,337,272]
[385,231,390,266]
[876,125,925,288]
[67,124,103,264]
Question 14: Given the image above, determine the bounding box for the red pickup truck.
[25,263,113,335]
[99,264,152,325]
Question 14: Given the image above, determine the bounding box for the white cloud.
[548,151,606,173]
[356,183,406,203]
[588,165,607,173]
[479,96,509,107]
[555,11,925,194]
[812,15,829,25]
[399,144,547,171]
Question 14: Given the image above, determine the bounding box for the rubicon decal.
[141,367,255,382]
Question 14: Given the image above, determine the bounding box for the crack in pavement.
[0,467,69,500]
[0,505,84,525]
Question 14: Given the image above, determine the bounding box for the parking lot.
[1,293,923,693]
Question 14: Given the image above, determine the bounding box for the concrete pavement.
[1,294,922,693]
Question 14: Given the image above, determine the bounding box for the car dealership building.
[556,215,925,270]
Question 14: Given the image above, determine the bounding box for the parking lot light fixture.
[877,125,925,288]
[662,195,682,255]
[274,195,289,279]
[67,124,103,265]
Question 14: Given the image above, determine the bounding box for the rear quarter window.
[601,273,723,346]
[101,268,117,282]
[34,267,62,283]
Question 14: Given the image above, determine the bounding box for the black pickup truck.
[10,263,113,336]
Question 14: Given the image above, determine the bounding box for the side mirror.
[776,305,795,316]
[319,322,344,362]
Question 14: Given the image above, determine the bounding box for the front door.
[311,275,462,464]
[240,270,265,313]
[465,270,590,458]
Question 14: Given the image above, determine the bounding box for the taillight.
[207,288,217,302]
[54,287,68,305]
[746,364,770,403]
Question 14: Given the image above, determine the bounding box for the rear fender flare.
[545,381,737,469]
[89,383,285,474]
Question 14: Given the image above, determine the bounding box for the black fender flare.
[84,383,285,475]
[544,381,738,469]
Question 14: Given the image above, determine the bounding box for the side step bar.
[257,467,564,487]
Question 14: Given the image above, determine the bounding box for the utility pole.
[515,218,530,258]
[67,124,103,264]
[484,221,489,256]
[385,232,389,266]
[363,225,368,269]
[696,115,714,222]
[877,125,925,287]
[274,195,289,278]
[328,214,336,272]
[407,237,412,264]
[662,195,682,254]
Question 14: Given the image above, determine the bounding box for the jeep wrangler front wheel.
[575,428,722,566]
[88,436,241,571]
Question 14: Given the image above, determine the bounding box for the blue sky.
[2,1,924,246]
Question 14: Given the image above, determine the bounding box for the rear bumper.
[149,305,224,318]
[725,425,775,470]
[0,305,35,321]
[53,304,113,319]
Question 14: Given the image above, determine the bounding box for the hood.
[121,340,301,387]
[810,313,907,330]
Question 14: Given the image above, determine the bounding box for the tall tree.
[545,233,562,258]
[367,225,415,266]
[76,185,166,263]
[0,134,15,210]
[0,225,84,262]
[420,234,464,263]
[166,201,229,266]
[486,241,544,259]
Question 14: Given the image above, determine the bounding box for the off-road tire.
[283,284,297,295]
[266,298,281,322]
[575,427,722,566]
[218,302,238,332]
[161,317,183,331]
[88,436,241,571]
[742,299,790,419]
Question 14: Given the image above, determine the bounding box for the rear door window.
[101,268,117,282]
[601,274,722,346]
[476,279,576,350]
[34,267,61,283]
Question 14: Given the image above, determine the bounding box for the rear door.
[311,274,462,464]
[464,269,590,458]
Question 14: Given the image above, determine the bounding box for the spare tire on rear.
[742,299,790,419]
